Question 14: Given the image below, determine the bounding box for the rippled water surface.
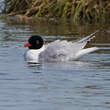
[0,15,110,110]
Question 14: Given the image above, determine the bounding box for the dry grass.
[5,0,110,23]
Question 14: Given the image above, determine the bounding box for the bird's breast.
[25,46,45,63]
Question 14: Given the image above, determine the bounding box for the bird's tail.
[75,47,99,59]
[77,30,99,43]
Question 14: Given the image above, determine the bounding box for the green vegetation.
[4,0,110,23]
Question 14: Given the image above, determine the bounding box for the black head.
[24,35,44,49]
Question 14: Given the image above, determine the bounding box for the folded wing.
[74,30,99,59]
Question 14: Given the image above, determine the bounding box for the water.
[0,0,5,13]
[0,15,110,110]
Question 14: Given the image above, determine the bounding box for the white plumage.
[24,31,99,63]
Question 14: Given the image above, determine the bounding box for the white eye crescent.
[36,40,39,44]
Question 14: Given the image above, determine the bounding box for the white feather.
[75,47,99,60]
[24,31,99,62]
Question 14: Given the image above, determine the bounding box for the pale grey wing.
[72,30,99,49]
[77,30,99,43]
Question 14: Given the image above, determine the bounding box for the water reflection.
[0,15,110,110]
[0,0,4,13]
[1,16,110,37]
